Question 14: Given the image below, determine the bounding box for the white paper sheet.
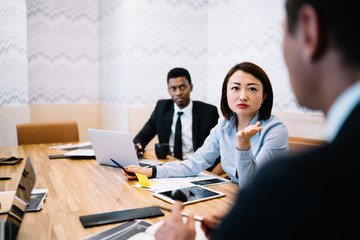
[133,172,230,192]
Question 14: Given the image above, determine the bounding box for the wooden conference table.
[0,143,239,239]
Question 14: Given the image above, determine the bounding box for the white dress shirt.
[168,101,194,159]
[327,80,360,142]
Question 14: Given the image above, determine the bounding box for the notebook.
[87,129,162,168]
[0,156,37,240]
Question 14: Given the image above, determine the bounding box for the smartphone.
[110,158,136,176]
[190,178,226,186]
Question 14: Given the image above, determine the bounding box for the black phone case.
[79,206,164,228]
[0,157,23,165]
[48,155,95,159]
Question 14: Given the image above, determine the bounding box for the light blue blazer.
[156,112,289,188]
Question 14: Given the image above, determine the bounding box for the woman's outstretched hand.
[236,121,263,150]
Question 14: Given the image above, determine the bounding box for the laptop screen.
[4,156,36,240]
[87,129,140,167]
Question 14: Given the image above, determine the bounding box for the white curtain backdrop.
[0,0,323,146]
[0,0,313,114]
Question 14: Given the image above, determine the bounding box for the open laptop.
[0,156,36,240]
[87,129,162,168]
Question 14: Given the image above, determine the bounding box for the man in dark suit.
[133,67,219,164]
[154,1,360,239]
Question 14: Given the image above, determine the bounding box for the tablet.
[190,178,228,186]
[153,185,225,205]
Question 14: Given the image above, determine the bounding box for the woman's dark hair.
[220,62,273,121]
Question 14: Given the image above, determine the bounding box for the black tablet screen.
[159,186,220,203]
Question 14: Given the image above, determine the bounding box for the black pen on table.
[0,177,12,180]
[156,206,204,222]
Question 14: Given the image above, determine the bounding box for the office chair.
[16,121,79,145]
[211,137,327,178]
[288,137,326,156]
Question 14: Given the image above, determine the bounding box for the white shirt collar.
[174,100,193,116]
[327,80,360,142]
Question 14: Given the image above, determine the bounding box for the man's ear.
[189,83,193,92]
[298,5,325,62]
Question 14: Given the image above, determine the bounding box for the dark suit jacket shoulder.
[192,100,219,150]
[134,99,219,150]
[213,103,360,239]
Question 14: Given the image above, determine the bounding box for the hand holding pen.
[155,201,196,240]
[110,158,136,177]
[110,159,153,181]
[156,205,204,222]
[155,202,223,240]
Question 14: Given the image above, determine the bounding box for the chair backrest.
[16,121,79,145]
[288,137,326,156]
[210,136,327,178]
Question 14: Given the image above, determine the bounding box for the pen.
[0,177,12,180]
[155,206,204,222]
[110,158,136,176]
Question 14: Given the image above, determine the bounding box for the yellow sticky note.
[135,173,151,186]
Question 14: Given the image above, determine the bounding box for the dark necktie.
[174,111,183,160]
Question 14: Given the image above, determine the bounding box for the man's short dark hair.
[220,62,273,121]
[286,0,360,67]
[167,68,192,85]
